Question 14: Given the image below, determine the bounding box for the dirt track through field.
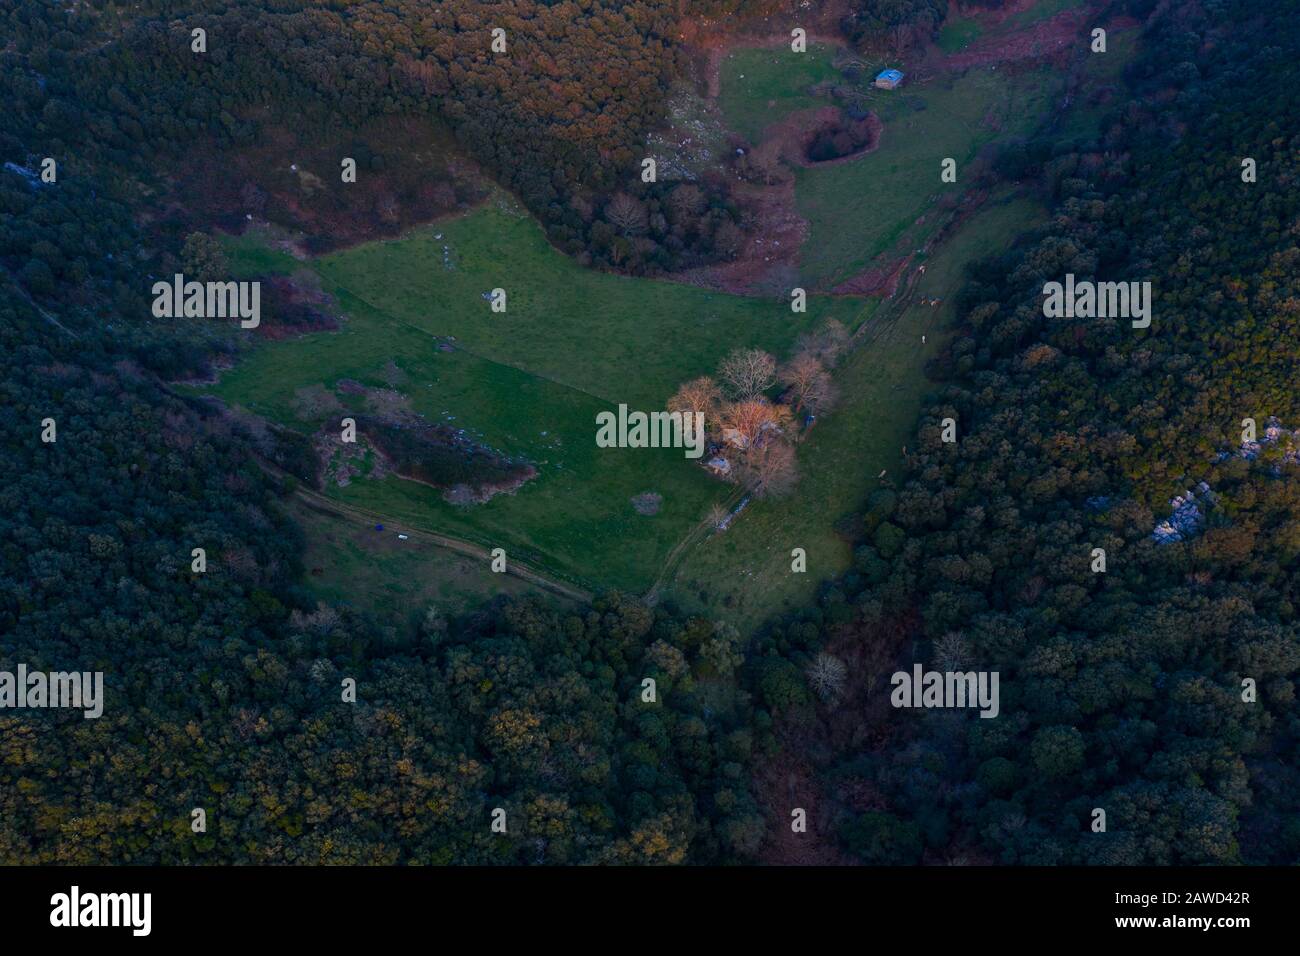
[280,467,594,605]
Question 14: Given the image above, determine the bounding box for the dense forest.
[841,0,950,52]
[755,0,1300,863]
[3,0,749,277]
[0,0,770,864]
[3,0,1299,865]
[1,264,766,863]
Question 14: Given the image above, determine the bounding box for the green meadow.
[288,497,549,621]
[793,64,1060,287]
[669,195,1046,630]
[212,203,864,594]
[713,36,1104,289]
[209,12,1130,627]
[937,17,984,54]
[717,42,849,143]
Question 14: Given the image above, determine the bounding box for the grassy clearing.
[668,195,1046,631]
[662,13,1133,627]
[713,38,1064,289]
[287,497,551,621]
[211,203,865,594]
[1011,0,1084,28]
[718,43,852,143]
[937,17,984,54]
[308,205,858,408]
[793,64,1061,288]
[212,11,1121,627]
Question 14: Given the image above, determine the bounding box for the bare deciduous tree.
[568,191,595,222]
[667,376,722,423]
[734,439,799,498]
[718,347,777,400]
[375,192,400,222]
[667,183,705,220]
[605,192,648,236]
[290,603,342,636]
[796,319,850,368]
[806,652,848,702]
[933,632,969,671]
[891,23,914,57]
[736,140,789,186]
[712,219,746,259]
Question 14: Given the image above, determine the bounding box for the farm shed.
[875,69,904,90]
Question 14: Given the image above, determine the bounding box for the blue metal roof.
[877,69,904,82]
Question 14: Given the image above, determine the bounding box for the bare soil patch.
[673,175,804,295]
[631,492,664,516]
[933,4,1093,73]
[667,8,862,293]
[255,272,342,340]
[832,255,912,297]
